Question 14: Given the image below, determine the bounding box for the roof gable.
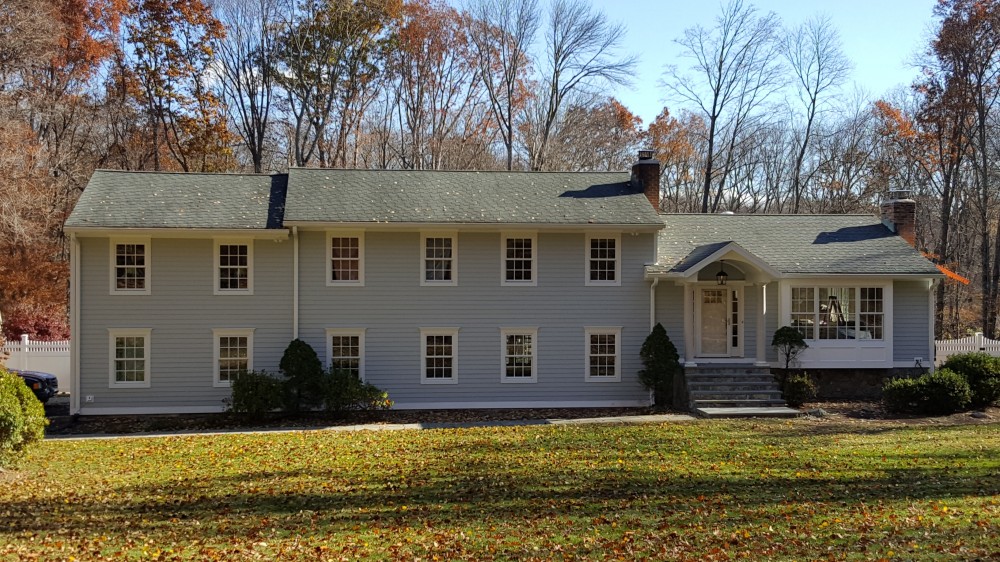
[651,214,940,276]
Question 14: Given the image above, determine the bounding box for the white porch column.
[755,283,769,367]
[683,283,697,366]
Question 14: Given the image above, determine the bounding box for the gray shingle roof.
[66,170,287,230]
[283,169,664,227]
[651,214,941,276]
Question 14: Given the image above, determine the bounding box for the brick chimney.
[631,149,660,211]
[880,189,916,247]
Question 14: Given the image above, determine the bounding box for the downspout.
[649,277,660,331]
[70,234,81,415]
[292,226,299,340]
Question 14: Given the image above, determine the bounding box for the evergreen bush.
[772,326,808,370]
[321,369,393,416]
[941,352,1000,407]
[637,323,681,408]
[227,370,283,416]
[883,369,972,415]
[279,339,324,412]
[782,372,817,407]
[0,368,47,467]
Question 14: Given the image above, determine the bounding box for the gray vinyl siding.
[893,280,931,363]
[654,284,685,358]
[297,230,654,406]
[77,237,293,410]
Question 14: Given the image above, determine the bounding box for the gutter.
[293,226,299,340]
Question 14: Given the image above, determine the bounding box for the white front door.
[698,286,743,357]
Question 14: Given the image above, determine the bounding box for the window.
[421,328,458,384]
[502,233,537,286]
[586,234,620,286]
[212,329,254,387]
[790,286,884,340]
[327,329,365,380]
[327,232,364,286]
[109,329,151,388]
[421,233,457,286]
[501,328,537,382]
[585,327,621,382]
[110,238,150,294]
[215,240,253,294]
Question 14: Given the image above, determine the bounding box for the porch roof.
[647,214,941,277]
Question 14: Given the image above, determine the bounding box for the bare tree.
[215,0,280,173]
[782,15,852,212]
[527,0,635,170]
[664,0,783,213]
[467,0,539,171]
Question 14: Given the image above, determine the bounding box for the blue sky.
[588,0,939,124]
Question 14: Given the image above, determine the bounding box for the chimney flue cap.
[638,149,654,160]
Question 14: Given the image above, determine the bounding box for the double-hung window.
[111,238,150,294]
[502,233,536,286]
[327,231,364,286]
[501,328,537,382]
[109,328,151,388]
[585,327,621,382]
[421,232,457,286]
[327,329,365,380]
[215,240,253,294]
[790,286,884,340]
[586,234,620,286]
[421,328,458,384]
[213,329,253,387]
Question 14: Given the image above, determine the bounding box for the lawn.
[1,419,998,561]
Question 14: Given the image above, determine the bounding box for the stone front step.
[687,382,780,391]
[692,397,788,407]
[684,364,789,411]
[695,406,801,418]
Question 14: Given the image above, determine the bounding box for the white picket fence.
[935,332,1000,366]
[2,335,71,391]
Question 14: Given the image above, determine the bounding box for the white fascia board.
[284,221,663,233]
[65,227,289,240]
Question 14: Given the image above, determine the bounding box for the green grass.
[2,419,998,560]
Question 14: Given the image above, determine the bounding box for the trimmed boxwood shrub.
[638,323,681,408]
[279,339,324,412]
[0,368,47,467]
[941,352,1000,408]
[883,368,972,415]
[227,370,283,416]
[782,372,817,408]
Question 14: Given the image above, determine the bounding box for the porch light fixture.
[716,261,728,286]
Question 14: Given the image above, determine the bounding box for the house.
[63,153,942,415]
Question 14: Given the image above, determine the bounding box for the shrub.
[279,339,324,412]
[941,352,1000,408]
[321,369,392,416]
[227,370,283,416]
[0,368,47,467]
[637,323,681,408]
[883,369,972,415]
[772,326,808,370]
[782,372,817,408]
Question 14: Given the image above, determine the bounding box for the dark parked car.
[10,369,59,404]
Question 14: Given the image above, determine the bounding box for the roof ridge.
[661,213,877,217]
[93,169,285,177]
[287,167,627,175]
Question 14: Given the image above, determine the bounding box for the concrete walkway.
[46,413,698,441]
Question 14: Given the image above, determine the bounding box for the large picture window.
[790,286,884,340]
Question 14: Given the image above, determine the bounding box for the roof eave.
[64,226,290,239]
[283,220,664,232]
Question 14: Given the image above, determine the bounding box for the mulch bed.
[42,400,998,437]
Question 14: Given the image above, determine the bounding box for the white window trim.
[212,328,255,388]
[420,328,459,385]
[584,326,622,382]
[326,328,367,381]
[108,328,152,388]
[785,282,891,342]
[585,233,621,287]
[500,327,538,383]
[501,232,538,287]
[109,237,151,295]
[420,231,458,286]
[213,239,254,295]
[326,230,365,286]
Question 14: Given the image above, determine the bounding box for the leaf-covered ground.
[2,420,998,561]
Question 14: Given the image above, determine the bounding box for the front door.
[699,287,743,357]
